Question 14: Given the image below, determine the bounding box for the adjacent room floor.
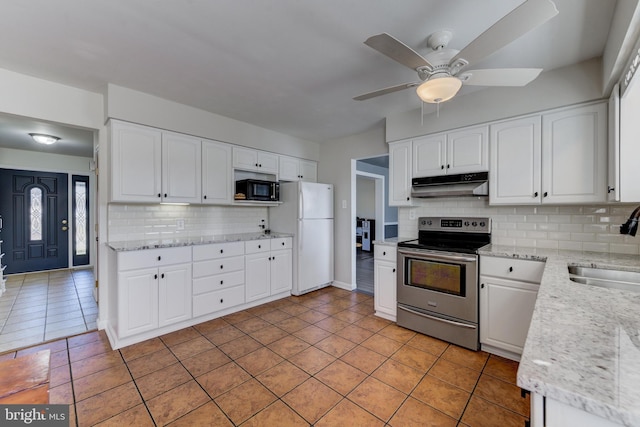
[0,286,529,426]
[0,269,97,354]
[355,248,374,295]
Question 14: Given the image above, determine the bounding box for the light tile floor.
[0,286,529,426]
[0,269,97,353]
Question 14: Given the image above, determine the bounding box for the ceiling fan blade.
[364,33,432,70]
[460,68,543,86]
[353,82,420,101]
[452,0,558,68]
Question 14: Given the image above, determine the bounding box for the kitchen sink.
[567,265,640,292]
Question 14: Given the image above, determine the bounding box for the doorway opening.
[353,156,398,295]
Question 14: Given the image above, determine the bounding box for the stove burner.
[398,216,491,254]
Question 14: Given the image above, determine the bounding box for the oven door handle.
[397,248,477,263]
[398,305,476,329]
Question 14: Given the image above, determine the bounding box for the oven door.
[397,247,478,323]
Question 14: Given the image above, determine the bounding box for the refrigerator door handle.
[298,220,303,251]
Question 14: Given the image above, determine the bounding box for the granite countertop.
[108,232,293,251]
[372,237,415,246]
[480,244,640,426]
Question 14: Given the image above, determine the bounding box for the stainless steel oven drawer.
[397,303,479,351]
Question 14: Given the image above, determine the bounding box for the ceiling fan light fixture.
[29,133,60,145]
[416,76,462,103]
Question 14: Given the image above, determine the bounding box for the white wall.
[318,126,387,288]
[0,147,92,174]
[356,176,375,219]
[602,0,640,95]
[106,84,320,160]
[386,58,603,142]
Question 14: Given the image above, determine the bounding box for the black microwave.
[235,179,279,201]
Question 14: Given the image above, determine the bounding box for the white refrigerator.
[269,181,334,295]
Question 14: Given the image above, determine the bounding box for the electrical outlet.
[258,218,266,229]
[409,210,416,220]
[176,219,185,230]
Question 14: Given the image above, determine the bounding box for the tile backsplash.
[398,198,640,255]
[108,204,269,243]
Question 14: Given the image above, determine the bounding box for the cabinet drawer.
[117,247,191,271]
[374,245,397,263]
[270,237,292,250]
[193,256,244,278]
[193,270,244,294]
[480,256,545,283]
[245,240,271,254]
[193,285,245,317]
[193,241,244,261]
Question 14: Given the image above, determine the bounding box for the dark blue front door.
[0,168,69,274]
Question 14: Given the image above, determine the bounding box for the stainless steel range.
[396,216,491,351]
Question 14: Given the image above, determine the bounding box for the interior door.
[0,168,69,274]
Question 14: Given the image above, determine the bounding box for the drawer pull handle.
[220,298,224,303]
[157,256,161,261]
[220,280,224,285]
[220,249,224,254]
[509,267,513,272]
[220,265,224,269]
[383,251,386,256]
[282,242,285,246]
[258,244,261,249]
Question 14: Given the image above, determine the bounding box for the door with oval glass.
[0,168,69,274]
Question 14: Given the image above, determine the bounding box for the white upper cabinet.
[541,102,607,204]
[279,155,317,182]
[490,116,542,205]
[162,132,202,204]
[111,121,201,204]
[413,125,488,177]
[202,139,232,204]
[233,146,279,174]
[389,140,413,206]
[111,120,163,203]
[490,102,607,205]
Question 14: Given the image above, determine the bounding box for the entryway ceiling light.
[29,133,60,145]
[416,76,462,103]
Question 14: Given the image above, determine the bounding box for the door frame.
[0,164,96,273]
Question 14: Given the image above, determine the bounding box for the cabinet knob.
[220,298,224,303]
[255,163,259,167]
[161,273,165,279]
[158,193,161,198]
[154,274,158,279]
[259,163,262,167]
[164,193,167,198]
[393,268,396,273]
[282,242,285,246]
[383,251,386,256]
[220,280,224,285]
[509,266,513,272]
[481,283,484,288]
[204,195,207,199]
[441,165,445,170]
[220,265,224,269]
[534,191,538,197]
[157,256,161,261]
[608,186,615,193]
[543,191,548,197]
[446,164,450,169]
[406,197,410,201]
[220,249,224,253]
[258,244,261,249]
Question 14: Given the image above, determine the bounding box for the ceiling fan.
[354,0,559,104]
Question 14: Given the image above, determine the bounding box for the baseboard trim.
[331,281,356,292]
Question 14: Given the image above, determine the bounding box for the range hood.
[411,172,489,198]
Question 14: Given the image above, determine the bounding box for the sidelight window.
[72,175,90,266]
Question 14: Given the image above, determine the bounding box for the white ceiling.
[0,0,617,156]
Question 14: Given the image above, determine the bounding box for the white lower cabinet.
[373,244,397,321]
[479,256,545,360]
[529,393,623,427]
[245,238,292,302]
[115,246,192,338]
[192,241,245,317]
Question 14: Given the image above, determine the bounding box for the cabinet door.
[118,268,159,337]
[162,132,202,203]
[374,261,397,320]
[412,133,446,177]
[299,160,317,182]
[608,85,620,202]
[158,263,192,327]
[489,116,542,205]
[245,252,270,302]
[479,276,539,355]
[279,156,300,181]
[270,249,292,294]
[447,125,488,174]
[542,103,607,204]
[202,140,232,204]
[233,146,258,170]
[110,121,162,203]
[257,151,279,174]
[389,140,413,206]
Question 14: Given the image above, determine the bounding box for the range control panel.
[418,217,491,233]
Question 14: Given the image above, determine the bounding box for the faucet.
[620,206,640,236]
